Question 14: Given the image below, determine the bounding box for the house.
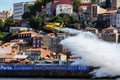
[98,9,117,23]
[101,25,120,43]
[0,55,14,63]
[32,34,44,48]
[52,0,73,15]
[18,31,38,38]
[87,4,107,21]
[57,53,67,61]
[85,27,98,34]
[9,27,30,33]
[24,47,52,63]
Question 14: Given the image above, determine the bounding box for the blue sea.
[0,78,115,80]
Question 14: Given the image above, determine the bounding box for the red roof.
[79,2,91,6]
[52,0,73,11]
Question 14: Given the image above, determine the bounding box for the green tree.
[29,16,42,29]
[91,0,96,4]
[29,5,36,16]
[72,0,81,12]
[106,0,111,8]
[69,15,79,23]
[48,16,63,24]
[0,19,4,32]
[58,14,70,26]
[4,18,15,31]
[22,11,31,19]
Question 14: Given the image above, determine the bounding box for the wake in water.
[56,28,120,77]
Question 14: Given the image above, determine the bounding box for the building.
[96,0,106,7]
[18,31,38,38]
[0,41,2,46]
[32,35,44,48]
[98,9,117,23]
[0,10,13,22]
[57,53,67,61]
[78,2,91,21]
[81,0,91,3]
[110,9,120,27]
[50,33,65,53]
[13,1,34,20]
[101,25,120,43]
[87,4,107,21]
[85,27,99,34]
[52,0,73,15]
[9,27,30,33]
[46,2,52,16]
[24,48,52,63]
[111,0,120,9]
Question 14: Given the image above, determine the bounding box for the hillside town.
[0,0,120,65]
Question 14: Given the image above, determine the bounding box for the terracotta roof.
[79,6,88,9]
[104,10,117,14]
[47,33,56,37]
[57,53,66,56]
[79,2,91,6]
[17,42,28,45]
[103,25,116,30]
[85,27,98,30]
[52,0,73,11]
[34,34,44,38]
[0,55,14,58]
[23,59,29,63]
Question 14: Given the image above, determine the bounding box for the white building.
[46,2,52,16]
[13,2,34,20]
[81,0,91,3]
[52,0,73,15]
[110,10,120,27]
[56,4,73,15]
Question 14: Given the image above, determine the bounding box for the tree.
[0,19,4,32]
[29,16,42,29]
[29,5,36,16]
[22,11,31,19]
[72,0,81,12]
[4,18,15,31]
[106,0,111,8]
[91,0,96,4]
[48,16,63,24]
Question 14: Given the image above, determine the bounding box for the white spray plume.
[56,27,120,77]
[55,27,80,34]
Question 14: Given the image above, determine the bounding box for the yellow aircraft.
[44,22,64,31]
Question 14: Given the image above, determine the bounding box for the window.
[60,9,62,12]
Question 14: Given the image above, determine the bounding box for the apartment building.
[13,2,34,20]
